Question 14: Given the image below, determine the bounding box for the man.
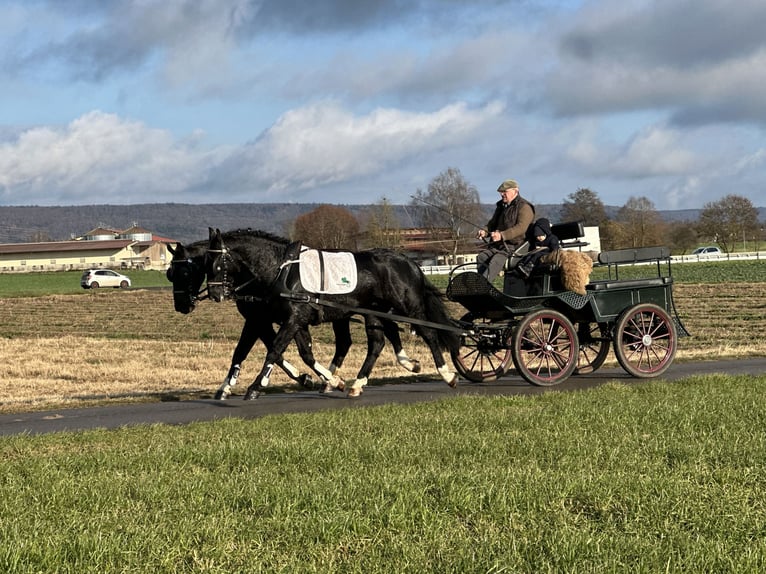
[476,179,535,280]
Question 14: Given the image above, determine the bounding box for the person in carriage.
[516,217,560,278]
[475,178,535,281]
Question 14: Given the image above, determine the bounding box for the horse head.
[167,241,208,314]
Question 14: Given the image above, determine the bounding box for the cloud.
[0,112,219,204]
[0,101,504,204]
[216,99,505,198]
[547,0,766,125]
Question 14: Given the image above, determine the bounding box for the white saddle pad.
[299,249,357,294]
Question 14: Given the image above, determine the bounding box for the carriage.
[170,224,688,399]
[445,221,689,387]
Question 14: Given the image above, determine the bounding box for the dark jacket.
[530,218,559,251]
[486,195,535,247]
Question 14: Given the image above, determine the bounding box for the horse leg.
[381,318,421,373]
[415,325,458,388]
[326,319,353,380]
[331,317,420,375]
[244,320,341,399]
[347,317,387,398]
[215,323,255,400]
[244,322,300,400]
[215,318,309,400]
[292,327,341,392]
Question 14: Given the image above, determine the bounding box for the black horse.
[167,239,422,399]
[204,228,461,399]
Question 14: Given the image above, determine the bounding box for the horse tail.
[422,281,461,354]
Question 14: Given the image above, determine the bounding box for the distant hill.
[0,203,763,245]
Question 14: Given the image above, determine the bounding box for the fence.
[420,251,764,275]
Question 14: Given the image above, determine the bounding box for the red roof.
[0,239,133,255]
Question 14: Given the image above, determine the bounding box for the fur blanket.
[542,250,593,295]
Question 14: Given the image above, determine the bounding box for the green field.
[0,258,763,297]
[0,269,169,296]
[1,375,765,573]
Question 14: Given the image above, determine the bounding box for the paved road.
[1,358,763,436]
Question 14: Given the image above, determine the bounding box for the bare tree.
[410,167,482,264]
[613,196,665,248]
[363,197,401,249]
[697,194,760,253]
[292,204,360,250]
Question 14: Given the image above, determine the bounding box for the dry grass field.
[0,282,764,413]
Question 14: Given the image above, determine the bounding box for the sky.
[0,0,765,210]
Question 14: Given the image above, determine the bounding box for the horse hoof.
[321,383,335,394]
[447,375,458,388]
[214,390,228,400]
[243,389,261,400]
[298,374,315,389]
[348,387,363,398]
[336,381,346,392]
[412,361,422,374]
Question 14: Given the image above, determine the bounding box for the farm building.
[0,225,175,273]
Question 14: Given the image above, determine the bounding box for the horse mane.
[220,228,290,245]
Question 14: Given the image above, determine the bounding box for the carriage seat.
[593,245,672,284]
[597,246,671,265]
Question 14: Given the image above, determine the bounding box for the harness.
[207,242,289,303]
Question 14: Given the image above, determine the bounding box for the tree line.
[291,167,763,260]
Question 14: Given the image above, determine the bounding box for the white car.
[691,246,722,255]
[80,269,131,289]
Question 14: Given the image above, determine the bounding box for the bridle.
[168,257,209,304]
[206,245,235,300]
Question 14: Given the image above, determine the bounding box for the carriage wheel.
[451,315,514,383]
[511,309,579,386]
[574,322,610,375]
[613,303,677,378]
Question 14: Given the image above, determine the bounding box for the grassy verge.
[0,269,169,296]
[0,259,763,296]
[1,374,764,573]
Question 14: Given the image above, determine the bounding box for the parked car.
[691,246,722,255]
[80,269,131,289]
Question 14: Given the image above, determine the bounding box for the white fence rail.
[420,251,764,275]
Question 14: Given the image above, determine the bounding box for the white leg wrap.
[351,377,367,390]
[313,361,334,384]
[280,359,300,379]
[438,364,457,385]
[259,364,274,388]
[395,350,415,371]
[221,365,239,391]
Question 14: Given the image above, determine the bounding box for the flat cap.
[497,179,518,192]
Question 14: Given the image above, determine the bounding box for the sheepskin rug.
[542,250,594,295]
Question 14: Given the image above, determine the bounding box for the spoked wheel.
[613,303,677,378]
[574,322,610,375]
[511,309,579,386]
[451,315,514,383]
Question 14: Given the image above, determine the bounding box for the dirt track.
[1,358,763,437]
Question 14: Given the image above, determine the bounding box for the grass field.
[0,261,764,572]
[1,374,765,573]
